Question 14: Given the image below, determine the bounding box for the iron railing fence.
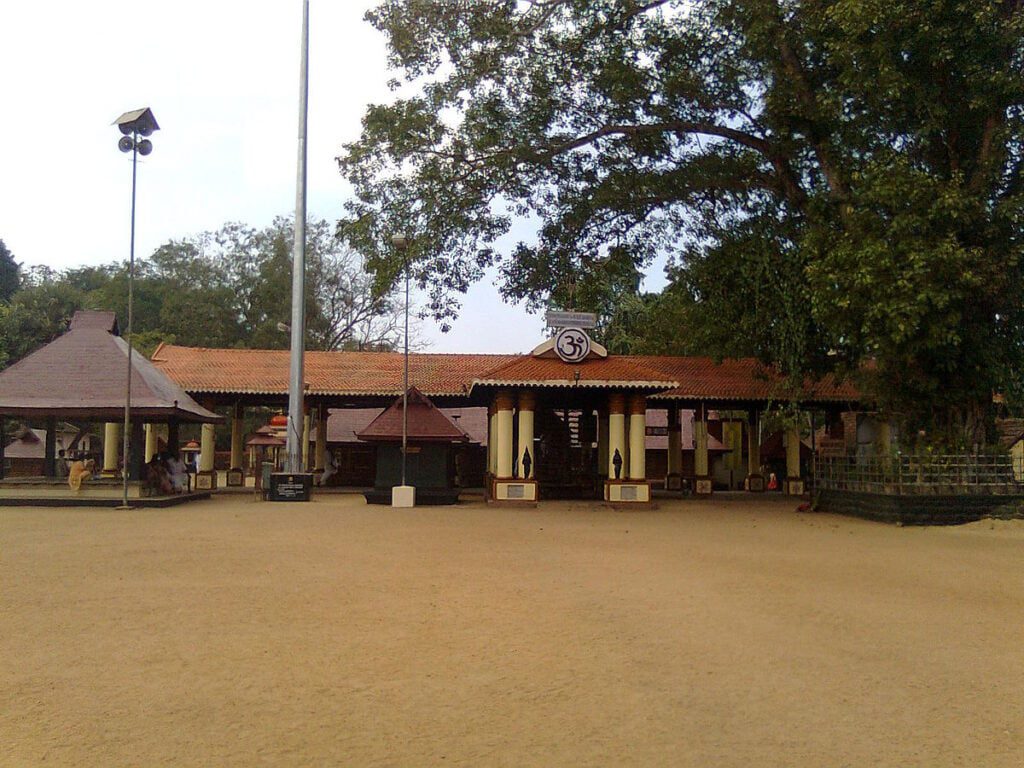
[814,454,1024,496]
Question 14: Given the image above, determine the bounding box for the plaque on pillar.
[745,474,765,492]
[665,473,683,491]
[784,478,805,496]
[694,477,713,496]
[195,471,218,490]
[226,468,244,487]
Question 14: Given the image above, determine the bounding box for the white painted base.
[603,481,651,503]
[391,485,416,507]
[493,479,538,501]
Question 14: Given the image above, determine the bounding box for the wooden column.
[694,405,712,495]
[301,411,311,471]
[166,419,180,458]
[315,407,328,472]
[597,409,609,477]
[628,394,646,480]
[517,391,535,478]
[666,404,682,490]
[129,420,145,481]
[44,415,57,478]
[230,405,244,471]
[607,393,626,480]
[745,409,764,492]
[103,422,121,476]
[785,419,803,495]
[495,391,515,478]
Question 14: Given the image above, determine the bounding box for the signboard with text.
[545,310,597,329]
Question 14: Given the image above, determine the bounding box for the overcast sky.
[0,1,663,353]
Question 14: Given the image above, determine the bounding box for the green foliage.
[0,239,21,302]
[0,216,406,369]
[340,0,1024,444]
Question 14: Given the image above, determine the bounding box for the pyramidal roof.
[356,388,469,443]
[0,312,220,423]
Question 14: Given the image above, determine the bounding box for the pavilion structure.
[0,311,220,502]
[149,329,857,504]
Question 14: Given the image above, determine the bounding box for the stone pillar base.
[226,468,244,487]
[694,476,714,496]
[784,478,805,496]
[195,471,218,490]
[604,480,651,503]
[664,473,684,492]
[745,474,765,492]
[493,478,538,502]
[392,485,415,508]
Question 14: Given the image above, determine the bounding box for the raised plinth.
[604,480,651,503]
[392,485,416,508]
[492,478,538,502]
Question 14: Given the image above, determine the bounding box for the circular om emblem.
[554,327,591,363]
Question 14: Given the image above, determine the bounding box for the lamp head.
[113,107,160,137]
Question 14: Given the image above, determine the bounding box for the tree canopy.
[0,239,20,303]
[0,216,407,369]
[339,0,1024,445]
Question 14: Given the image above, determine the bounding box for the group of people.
[146,452,190,495]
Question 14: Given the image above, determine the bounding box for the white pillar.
[103,422,121,476]
[786,421,802,485]
[628,394,646,480]
[517,391,535,478]
[608,393,626,479]
[746,409,763,491]
[144,424,158,463]
[495,392,515,478]
[199,423,216,473]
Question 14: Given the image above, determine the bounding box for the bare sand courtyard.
[2,494,1022,767]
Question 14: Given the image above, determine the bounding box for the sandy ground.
[1,494,1022,767]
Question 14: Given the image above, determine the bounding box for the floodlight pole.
[121,133,139,508]
[403,254,410,486]
[286,0,310,473]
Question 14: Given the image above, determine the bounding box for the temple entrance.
[532,407,601,499]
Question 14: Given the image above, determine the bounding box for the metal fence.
[814,454,1024,495]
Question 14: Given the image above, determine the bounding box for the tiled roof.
[0,328,221,423]
[470,355,678,390]
[150,345,514,396]
[149,345,857,403]
[637,356,857,403]
[356,388,470,443]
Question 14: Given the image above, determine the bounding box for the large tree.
[339,0,1024,445]
[0,239,20,302]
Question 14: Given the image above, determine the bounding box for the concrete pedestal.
[392,485,416,508]
[745,474,765,492]
[694,477,714,496]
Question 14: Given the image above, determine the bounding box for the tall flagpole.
[287,0,309,473]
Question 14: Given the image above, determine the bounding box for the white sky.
[0,1,664,353]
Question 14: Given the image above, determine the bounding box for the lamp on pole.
[390,233,414,507]
[113,107,158,509]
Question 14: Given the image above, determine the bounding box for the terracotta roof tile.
[150,345,515,396]
[471,355,678,390]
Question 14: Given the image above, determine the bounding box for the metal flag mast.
[286,0,310,474]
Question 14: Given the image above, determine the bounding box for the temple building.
[149,326,857,503]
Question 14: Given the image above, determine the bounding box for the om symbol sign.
[554,327,591,363]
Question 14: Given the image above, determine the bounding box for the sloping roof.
[639,356,857,403]
[148,344,858,404]
[327,406,488,444]
[150,345,514,397]
[356,388,470,443]
[470,355,678,391]
[69,310,119,334]
[0,325,221,423]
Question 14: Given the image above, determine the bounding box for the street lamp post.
[391,233,414,508]
[113,108,159,509]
